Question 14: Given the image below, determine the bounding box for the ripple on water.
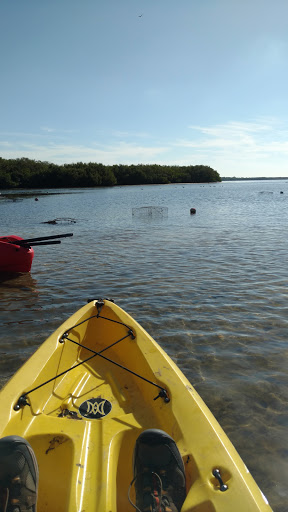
[1,182,288,511]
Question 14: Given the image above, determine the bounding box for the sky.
[1,0,288,178]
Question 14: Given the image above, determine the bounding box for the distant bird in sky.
[138,14,143,17]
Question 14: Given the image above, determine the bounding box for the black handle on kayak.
[212,469,228,491]
[13,233,73,246]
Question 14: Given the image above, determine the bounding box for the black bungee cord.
[14,308,170,411]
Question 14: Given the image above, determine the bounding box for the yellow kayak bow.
[0,299,272,512]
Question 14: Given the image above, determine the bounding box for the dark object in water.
[42,218,77,225]
[132,207,168,219]
[190,208,196,215]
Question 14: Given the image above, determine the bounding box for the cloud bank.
[1,119,288,177]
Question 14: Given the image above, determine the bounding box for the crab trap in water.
[132,206,168,219]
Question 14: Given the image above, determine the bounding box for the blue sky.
[1,0,288,178]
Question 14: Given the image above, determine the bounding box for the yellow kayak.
[0,299,272,512]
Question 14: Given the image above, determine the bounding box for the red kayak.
[0,233,73,273]
[0,236,34,273]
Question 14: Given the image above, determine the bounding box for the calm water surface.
[1,181,287,511]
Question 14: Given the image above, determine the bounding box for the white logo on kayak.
[86,400,106,416]
[79,397,112,419]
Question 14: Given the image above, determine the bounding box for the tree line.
[0,158,221,188]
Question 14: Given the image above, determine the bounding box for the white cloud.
[180,120,288,154]
[0,140,168,165]
[40,127,79,135]
[40,126,55,133]
[189,121,272,136]
[171,119,288,176]
[112,130,150,139]
[1,119,288,177]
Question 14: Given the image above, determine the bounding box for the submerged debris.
[132,206,168,219]
[42,218,77,225]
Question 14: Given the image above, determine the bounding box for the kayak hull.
[0,300,272,512]
[0,236,34,272]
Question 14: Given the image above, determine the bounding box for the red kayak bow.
[0,236,34,273]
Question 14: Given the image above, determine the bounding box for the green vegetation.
[0,157,221,189]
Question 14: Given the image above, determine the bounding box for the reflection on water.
[0,272,41,387]
[0,181,288,511]
[0,272,37,288]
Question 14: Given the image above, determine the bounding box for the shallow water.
[1,180,288,511]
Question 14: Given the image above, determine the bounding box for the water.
[1,180,288,511]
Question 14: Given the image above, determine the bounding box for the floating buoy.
[190,208,196,215]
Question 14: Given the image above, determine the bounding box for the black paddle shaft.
[14,233,73,246]
[25,241,62,247]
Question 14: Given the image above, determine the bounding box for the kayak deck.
[0,300,272,512]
